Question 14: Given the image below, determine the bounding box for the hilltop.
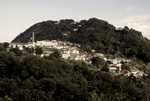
[12,18,150,62]
[1,18,150,101]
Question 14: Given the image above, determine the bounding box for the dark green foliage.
[2,42,9,49]
[0,45,6,51]
[12,18,150,62]
[9,48,22,56]
[35,46,43,56]
[91,57,107,68]
[0,42,9,51]
[46,50,62,60]
[101,66,109,72]
[3,18,150,100]
[0,95,13,101]
[121,63,131,71]
[0,50,150,101]
[23,46,34,54]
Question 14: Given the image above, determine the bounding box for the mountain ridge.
[12,18,150,62]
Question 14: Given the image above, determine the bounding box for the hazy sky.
[0,0,150,42]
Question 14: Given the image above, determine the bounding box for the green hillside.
[0,50,150,101]
[1,18,150,100]
[12,18,150,62]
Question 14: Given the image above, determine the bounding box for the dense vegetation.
[12,18,150,62]
[1,45,150,101]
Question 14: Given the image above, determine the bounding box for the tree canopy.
[0,50,150,101]
[12,18,150,62]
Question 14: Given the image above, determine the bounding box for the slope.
[12,18,150,62]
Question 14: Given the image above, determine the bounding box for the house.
[109,64,121,73]
[75,44,80,47]
[53,45,63,49]
[24,42,34,48]
[6,48,10,52]
[44,45,54,48]
[62,54,70,59]
[120,69,131,76]
[91,50,95,52]
[70,49,79,54]
[124,58,131,63]
[40,52,50,57]
[21,49,27,54]
[36,41,44,47]
[37,40,58,47]
[68,55,77,60]
[94,53,104,57]
[100,56,107,61]
[109,64,118,73]
[76,54,86,61]
[73,28,78,31]
[131,69,144,78]
[116,63,122,68]
[10,42,24,50]
[112,58,124,64]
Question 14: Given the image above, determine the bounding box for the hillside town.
[10,40,148,78]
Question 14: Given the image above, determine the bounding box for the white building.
[70,49,79,54]
[40,52,50,57]
[131,69,144,78]
[36,40,58,47]
[95,53,104,57]
[109,64,121,73]
[62,54,70,59]
[9,42,24,50]
[24,42,34,48]
[53,45,64,49]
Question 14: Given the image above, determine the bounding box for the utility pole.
[32,32,35,55]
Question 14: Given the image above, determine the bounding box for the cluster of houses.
[91,53,147,78]
[9,40,87,60]
[10,40,148,78]
[107,58,148,78]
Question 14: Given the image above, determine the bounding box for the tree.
[23,46,34,54]
[0,45,5,51]
[9,48,22,56]
[101,66,109,72]
[121,63,131,72]
[3,42,9,49]
[35,46,43,56]
[48,50,61,60]
[0,95,13,101]
[91,57,106,68]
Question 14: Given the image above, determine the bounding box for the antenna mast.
[32,32,35,55]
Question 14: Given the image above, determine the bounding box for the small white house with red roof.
[24,42,34,48]
[120,69,131,76]
[131,69,144,78]
[36,40,58,47]
[10,42,24,50]
[40,52,50,57]
[94,53,104,57]
[109,64,121,73]
[53,45,63,49]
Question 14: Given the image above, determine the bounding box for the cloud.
[116,14,150,24]
[114,14,150,39]
[127,22,150,38]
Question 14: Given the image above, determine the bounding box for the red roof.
[11,42,24,45]
[120,69,129,74]
[43,40,51,42]
[109,64,117,67]
[25,42,33,45]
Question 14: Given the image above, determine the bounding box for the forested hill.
[12,18,150,62]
